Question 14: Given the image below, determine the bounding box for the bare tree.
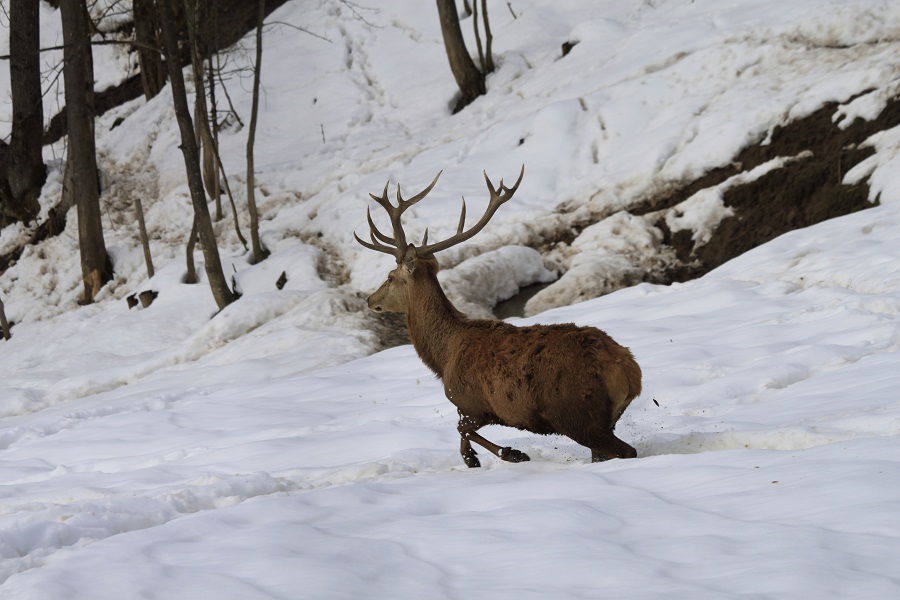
[1,0,46,225]
[158,0,236,310]
[245,0,268,264]
[435,0,485,112]
[60,0,112,304]
[183,1,247,250]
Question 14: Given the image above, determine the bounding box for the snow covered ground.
[2,0,900,597]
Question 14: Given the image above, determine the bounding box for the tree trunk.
[184,0,247,250]
[0,296,11,340]
[435,0,485,113]
[134,196,154,278]
[246,0,268,265]
[185,215,198,284]
[199,107,222,220]
[60,0,112,304]
[480,0,495,74]
[472,0,485,73]
[133,0,165,99]
[205,58,223,221]
[4,0,46,223]
[158,0,236,310]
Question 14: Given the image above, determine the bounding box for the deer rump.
[443,321,641,444]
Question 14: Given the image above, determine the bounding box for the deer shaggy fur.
[358,168,642,467]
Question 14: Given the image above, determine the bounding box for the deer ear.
[402,244,418,274]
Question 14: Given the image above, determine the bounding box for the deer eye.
[387,275,394,283]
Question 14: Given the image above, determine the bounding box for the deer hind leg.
[457,412,530,468]
[590,432,637,462]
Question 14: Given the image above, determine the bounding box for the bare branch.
[0,38,162,61]
[265,20,332,43]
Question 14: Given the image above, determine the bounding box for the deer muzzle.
[367,294,384,312]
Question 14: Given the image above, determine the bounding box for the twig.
[0,38,162,61]
[215,58,244,128]
[265,21,333,42]
[337,1,383,28]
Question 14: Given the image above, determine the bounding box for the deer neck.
[405,268,466,379]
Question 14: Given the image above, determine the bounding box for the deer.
[355,167,642,467]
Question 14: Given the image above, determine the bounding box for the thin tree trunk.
[7,0,45,222]
[134,196,154,278]
[206,58,222,220]
[246,0,267,265]
[435,0,485,113]
[158,0,236,309]
[186,4,218,221]
[481,0,495,73]
[60,0,112,304]
[472,0,485,73]
[185,215,198,284]
[209,144,247,252]
[0,296,11,340]
[133,0,165,99]
[199,110,222,220]
[207,4,223,220]
[184,1,247,250]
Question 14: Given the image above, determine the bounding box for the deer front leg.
[459,434,481,468]
[457,412,530,467]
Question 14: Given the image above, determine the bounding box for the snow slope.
[2,0,900,597]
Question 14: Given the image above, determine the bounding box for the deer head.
[355,167,525,314]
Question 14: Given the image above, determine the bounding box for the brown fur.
[369,246,642,467]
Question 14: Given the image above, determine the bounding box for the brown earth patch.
[643,92,900,281]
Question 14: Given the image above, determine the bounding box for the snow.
[2,0,900,597]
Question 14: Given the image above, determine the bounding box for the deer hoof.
[463,451,481,468]
[500,447,530,463]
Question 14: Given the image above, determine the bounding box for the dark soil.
[640,91,900,281]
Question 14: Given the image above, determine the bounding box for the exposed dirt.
[639,92,900,282]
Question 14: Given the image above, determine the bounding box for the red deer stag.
[355,167,642,467]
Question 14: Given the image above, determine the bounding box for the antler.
[354,171,443,260]
[354,165,524,260]
[418,165,524,257]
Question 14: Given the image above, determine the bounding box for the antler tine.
[353,230,397,256]
[356,171,444,260]
[418,165,524,258]
[366,206,396,246]
[485,163,525,201]
[396,170,443,209]
[456,197,467,235]
[368,180,390,205]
